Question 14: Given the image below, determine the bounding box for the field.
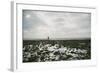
[23,39,91,62]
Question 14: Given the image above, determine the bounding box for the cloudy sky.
[23,10,91,40]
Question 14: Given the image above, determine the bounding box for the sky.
[23,10,91,40]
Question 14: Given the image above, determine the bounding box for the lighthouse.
[47,36,50,40]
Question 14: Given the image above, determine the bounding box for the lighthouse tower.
[47,36,50,40]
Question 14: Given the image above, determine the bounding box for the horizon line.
[23,38,91,40]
